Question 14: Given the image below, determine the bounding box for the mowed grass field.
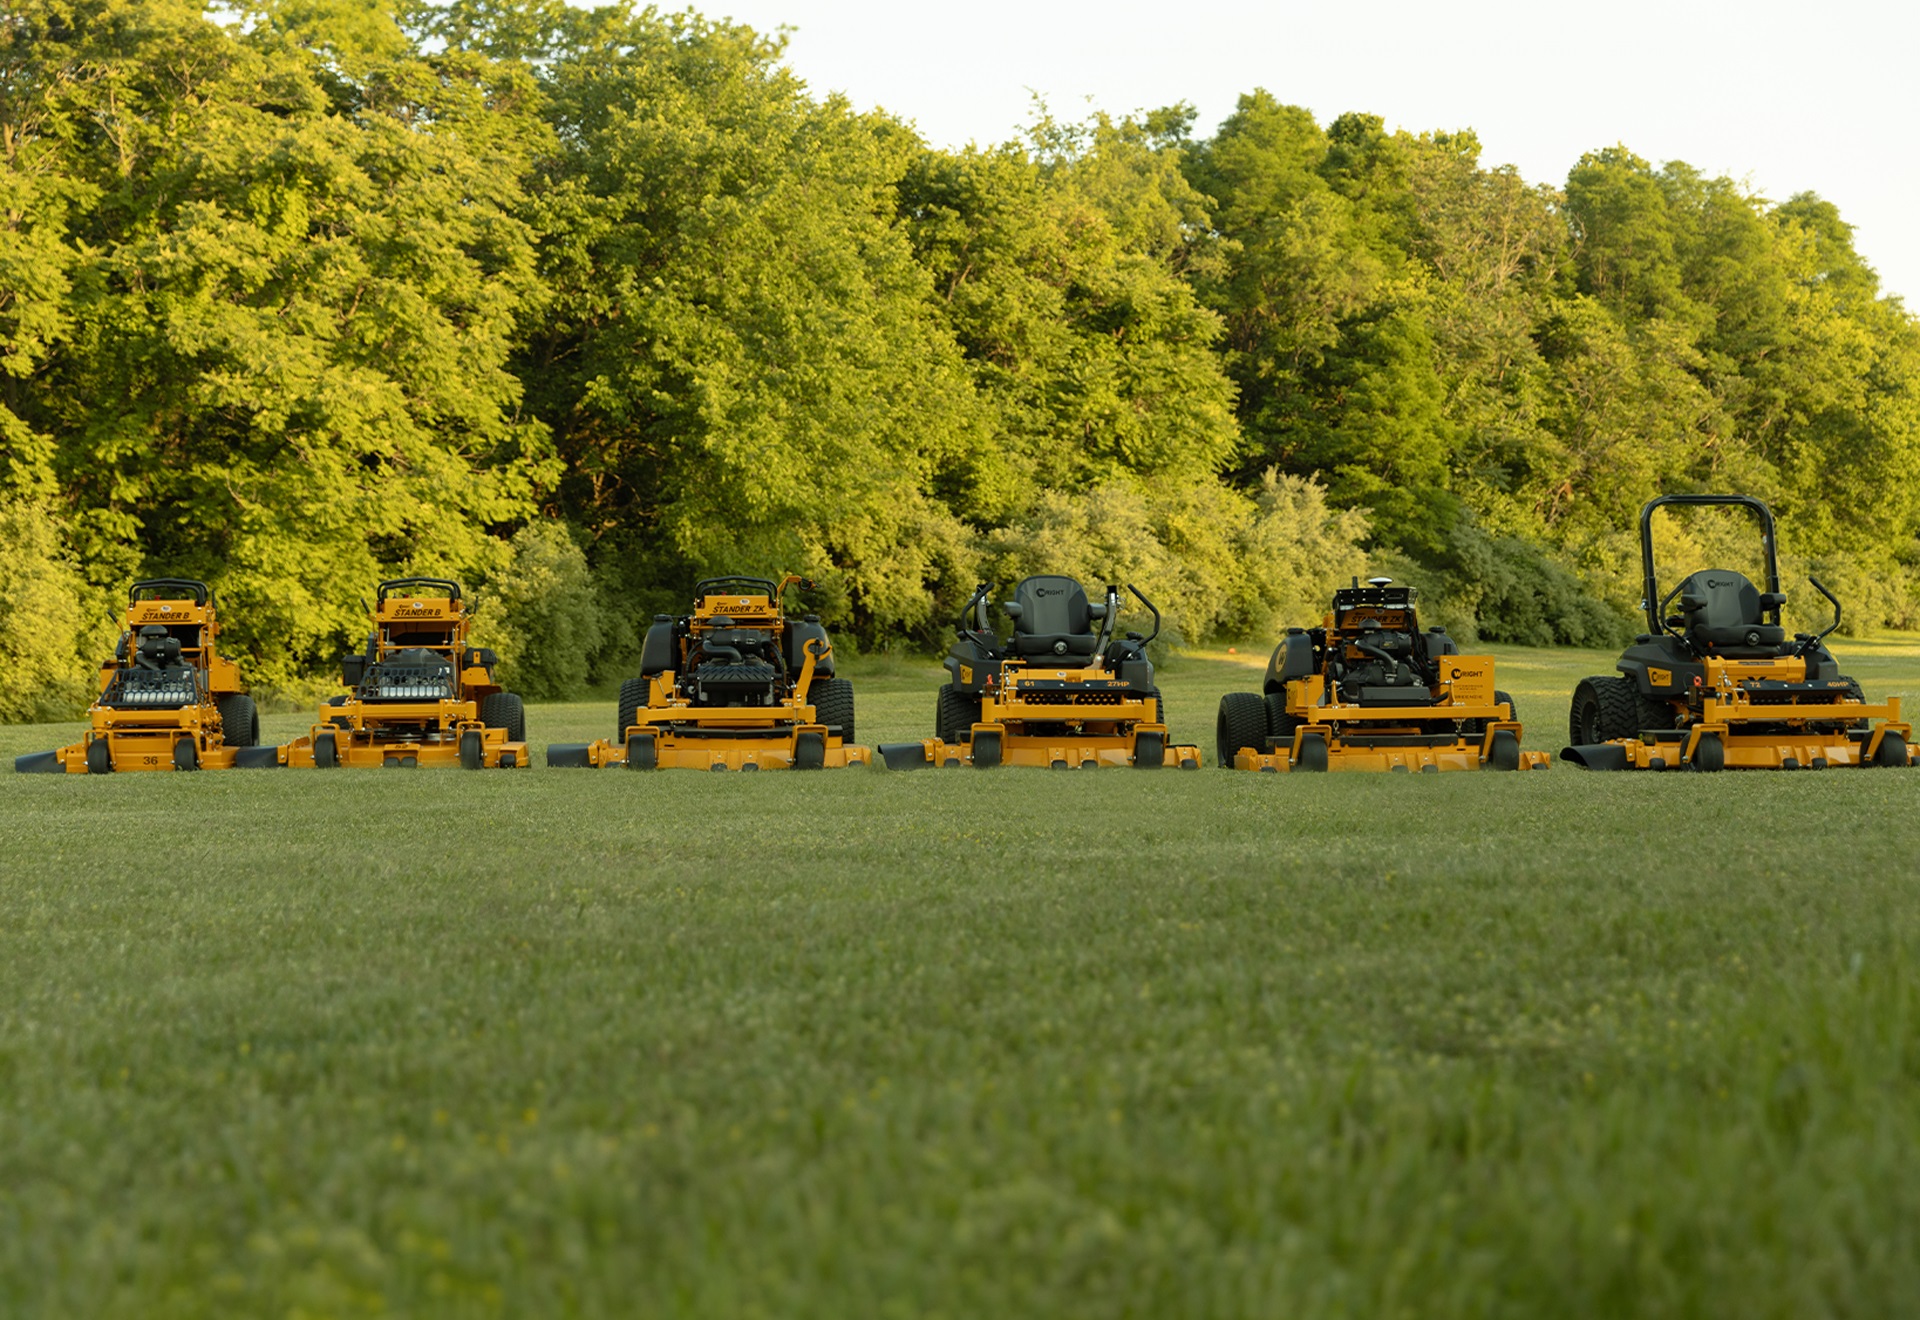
[5,640,1920,1316]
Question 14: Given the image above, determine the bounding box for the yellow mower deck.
[271,699,530,770]
[1564,685,1912,771]
[880,669,1200,770]
[1234,718,1550,773]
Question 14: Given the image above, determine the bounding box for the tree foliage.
[4,4,1920,714]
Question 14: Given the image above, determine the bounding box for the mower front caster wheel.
[1690,732,1725,773]
[85,740,113,775]
[172,738,199,772]
[460,729,485,770]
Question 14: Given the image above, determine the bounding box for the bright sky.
[702,0,1920,307]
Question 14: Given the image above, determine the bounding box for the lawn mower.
[265,578,528,769]
[15,578,265,773]
[1215,576,1548,773]
[1561,494,1911,771]
[546,575,870,770]
[1221,575,1551,775]
[876,576,1200,769]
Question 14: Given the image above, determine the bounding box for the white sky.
[700,0,1920,307]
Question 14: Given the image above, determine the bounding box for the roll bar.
[378,577,462,603]
[130,578,211,606]
[1639,494,1779,636]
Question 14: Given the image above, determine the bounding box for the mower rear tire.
[216,693,259,747]
[811,677,856,746]
[1635,689,1678,733]
[1263,692,1301,743]
[1871,730,1909,767]
[615,677,646,744]
[1217,691,1267,768]
[1495,690,1518,723]
[937,684,979,744]
[1570,677,1635,746]
[480,692,525,742]
[85,739,113,775]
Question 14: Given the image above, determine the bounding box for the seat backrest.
[1011,576,1091,638]
[135,626,182,670]
[1681,569,1761,630]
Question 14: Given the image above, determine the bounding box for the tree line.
[5,0,1917,717]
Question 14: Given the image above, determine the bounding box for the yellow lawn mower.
[16,578,263,773]
[1562,494,1911,771]
[1216,576,1549,773]
[547,575,869,770]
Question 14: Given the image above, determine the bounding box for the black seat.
[1677,569,1786,654]
[1006,575,1101,662]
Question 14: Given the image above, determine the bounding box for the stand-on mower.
[1562,494,1911,771]
[877,576,1200,769]
[547,575,870,770]
[1216,576,1548,772]
[16,578,263,773]
[266,578,528,769]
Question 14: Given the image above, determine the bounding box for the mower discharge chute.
[15,579,264,773]
[1216,576,1549,773]
[547,575,870,770]
[268,578,528,770]
[877,576,1200,769]
[1562,494,1912,771]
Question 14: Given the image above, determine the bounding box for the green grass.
[5,642,1920,1316]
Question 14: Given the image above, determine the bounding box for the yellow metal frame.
[894,666,1201,769]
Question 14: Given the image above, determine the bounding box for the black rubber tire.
[1147,686,1165,727]
[459,729,485,770]
[811,677,856,746]
[1570,676,1635,745]
[936,683,980,743]
[615,677,646,744]
[1635,688,1678,733]
[85,739,113,775]
[1296,732,1330,772]
[1217,691,1267,767]
[1487,728,1521,771]
[215,693,259,748]
[1871,730,1909,768]
[172,737,199,771]
[480,691,525,742]
[1494,689,1518,724]
[314,732,338,769]
[1690,731,1725,773]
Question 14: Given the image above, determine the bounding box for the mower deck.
[878,723,1200,770]
[1563,691,1913,770]
[270,703,530,770]
[1234,719,1549,773]
[550,723,870,770]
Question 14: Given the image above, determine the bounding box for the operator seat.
[1005,575,1101,663]
[1676,569,1786,656]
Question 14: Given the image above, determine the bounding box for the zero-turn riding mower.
[1215,576,1549,773]
[1562,494,1912,771]
[876,576,1200,769]
[15,579,265,773]
[546,575,870,770]
[265,578,528,770]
